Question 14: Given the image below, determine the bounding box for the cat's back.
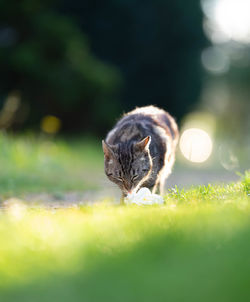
[126,106,179,143]
[106,106,178,146]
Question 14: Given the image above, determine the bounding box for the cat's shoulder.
[124,105,166,117]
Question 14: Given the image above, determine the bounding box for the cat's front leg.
[152,180,160,194]
[120,193,125,205]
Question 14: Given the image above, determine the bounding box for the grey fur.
[102,106,179,200]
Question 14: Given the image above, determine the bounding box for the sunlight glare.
[179,128,213,163]
[6,199,27,221]
[214,0,250,43]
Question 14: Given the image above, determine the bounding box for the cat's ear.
[135,136,151,152]
[102,140,115,159]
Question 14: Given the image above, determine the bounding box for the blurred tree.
[0,0,207,134]
[0,0,122,133]
[60,0,207,121]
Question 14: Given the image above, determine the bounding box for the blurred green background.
[0,0,207,134]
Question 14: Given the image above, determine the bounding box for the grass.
[0,134,249,301]
[0,133,103,197]
[0,172,249,301]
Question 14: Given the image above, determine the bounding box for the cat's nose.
[123,181,132,191]
[123,185,133,195]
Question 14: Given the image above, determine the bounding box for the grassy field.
[0,134,250,301]
[0,133,103,197]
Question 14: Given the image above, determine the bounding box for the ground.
[0,135,249,301]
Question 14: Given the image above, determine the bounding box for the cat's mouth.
[123,187,139,196]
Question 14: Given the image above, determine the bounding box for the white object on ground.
[124,187,164,205]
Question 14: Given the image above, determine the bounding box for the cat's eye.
[142,169,148,172]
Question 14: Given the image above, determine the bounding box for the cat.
[102,106,179,201]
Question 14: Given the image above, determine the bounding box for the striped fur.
[102,106,179,200]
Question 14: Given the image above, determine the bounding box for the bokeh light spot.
[41,115,61,134]
[179,128,213,163]
[215,0,250,43]
[201,46,230,74]
[202,0,250,44]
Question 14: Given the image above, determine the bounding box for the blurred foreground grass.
[0,133,103,197]
[0,172,249,302]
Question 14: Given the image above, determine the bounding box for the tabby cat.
[102,106,179,200]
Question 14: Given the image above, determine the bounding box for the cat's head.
[102,136,152,195]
